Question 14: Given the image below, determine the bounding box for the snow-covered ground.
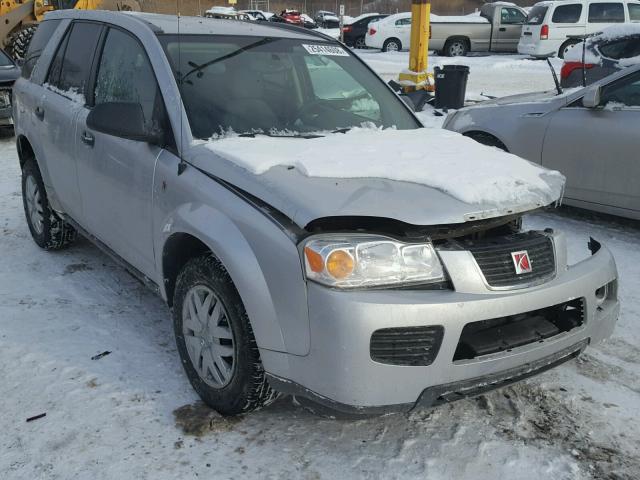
[2,53,640,480]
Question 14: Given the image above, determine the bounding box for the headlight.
[302,234,445,288]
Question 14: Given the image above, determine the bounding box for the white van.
[518,0,640,58]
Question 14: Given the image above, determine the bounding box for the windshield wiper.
[179,37,279,83]
[238,132,324,139]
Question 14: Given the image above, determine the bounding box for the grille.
[370,326,444,366]
[466,232,555,288]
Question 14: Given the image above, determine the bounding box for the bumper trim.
[416,339,588,408]
[267,339,589,416]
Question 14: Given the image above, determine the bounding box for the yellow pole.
[398,0,433,92]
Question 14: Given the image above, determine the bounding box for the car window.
[599,36,640,58]
[47,22,102,96]
[552,4,583,23]
[629,3,640,20]
[501,8,526,24]
[601,70,640,106]
[395,18,411,26]
[303,55,381,122]
[22,19,61,79]
[93,28,160,131]
[588,3,625,23]
[526,5,549,24]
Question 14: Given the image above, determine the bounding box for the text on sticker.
[302,44,349,56]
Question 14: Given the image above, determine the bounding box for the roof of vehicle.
[532,0,640,5]
[44,10,334,41]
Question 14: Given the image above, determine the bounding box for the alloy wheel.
[25,174,44,235]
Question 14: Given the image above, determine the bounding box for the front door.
[494,7,526,51]
[76,27,170,277]
[542,70,640,217]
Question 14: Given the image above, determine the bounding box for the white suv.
[518,0,640,58]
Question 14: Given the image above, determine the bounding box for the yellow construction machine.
[1,0,141,59]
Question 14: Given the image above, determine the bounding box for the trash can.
[434,65,469,110]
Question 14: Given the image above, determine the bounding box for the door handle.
[499,27,507,32]
[81,131,95,147]
[35,106,44,120]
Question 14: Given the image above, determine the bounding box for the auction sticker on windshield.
[302,44,349,56]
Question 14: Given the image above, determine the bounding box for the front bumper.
[264,234,619,413]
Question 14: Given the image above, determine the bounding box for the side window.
[600,71,640,106]
[629,3,640,21]
[303,55,381,121]
[552,4,583,23]
[47,22,102,98]
[501,8,526,25]
[588,3,625,23]
[93,28,161,131]
[22,19,62,79]
[599,37,640,59]
[395,18,411,26]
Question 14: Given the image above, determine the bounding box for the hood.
[193,128,565,229]
[467,89,572,108]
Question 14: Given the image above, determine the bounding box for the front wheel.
[382,38,402,52]
[173,255,278,415]
[21,159,76,250]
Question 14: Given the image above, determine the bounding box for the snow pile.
[206,127,565,207]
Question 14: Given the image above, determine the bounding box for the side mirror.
[87,102,163,144]
[582,85,602,108]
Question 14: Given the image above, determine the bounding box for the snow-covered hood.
[195,128,565,228]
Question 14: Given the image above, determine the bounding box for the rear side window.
[93,28,161,132]
[395,18,411,26]
[599,37,640,58]
[552,4,583,23]
[526,5,549,25]
[47,22,102,95]
[22,20,61,79]
[588,3,625,23]
[629,3,640,20]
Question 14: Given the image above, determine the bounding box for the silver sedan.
[444,64,640,220]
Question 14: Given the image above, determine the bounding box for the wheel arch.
[445,36,471,50]
[16,134,35,169]
[463,130,510,152]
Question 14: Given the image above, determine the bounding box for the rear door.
[541,70,640,218]
[37,21,103,222]
[549,3,585,47]
[75,27,173,277]
[494,6,527,51]
[393,17,412,49]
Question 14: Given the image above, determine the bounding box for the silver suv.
[13,11,619,416]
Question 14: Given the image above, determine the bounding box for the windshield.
[527,5,549,25]
[0,50,14,67]
[159,35,419,139]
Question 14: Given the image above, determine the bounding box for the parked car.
[300,13,318,29]
[204,6,252,21]
[14,10,619,416]
[562,24,640,87]
[342,13,388,48]
[444,64,640,220]
[366,2,528,55]
[239,9,274,22]
[518,0,640,59]
[279,9,303,26]
[315,10,339,28]
[0,48,20,128]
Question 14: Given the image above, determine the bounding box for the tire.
[558,39,580,59]
[6,25,37,60]
[21,159,77,250]
[382,38,402,52]
[173,254,278,415]
[464,132,508,152]
[355,36,366,49]
[444,38,469,57]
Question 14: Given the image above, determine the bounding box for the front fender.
[153,161,310,357]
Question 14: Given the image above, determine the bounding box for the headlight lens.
[302,235,445,288]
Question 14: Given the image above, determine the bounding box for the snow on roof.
[345,12,381,25]
[206,127,565,207]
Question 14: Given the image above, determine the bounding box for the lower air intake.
[370,326,444,366]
